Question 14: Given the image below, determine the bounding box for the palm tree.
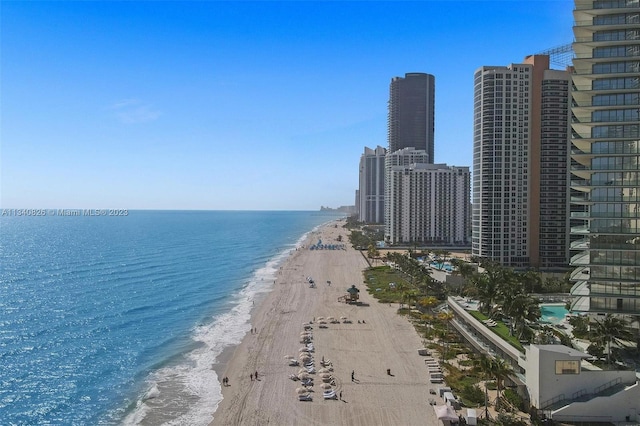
[518,270,542,294]
[510,295,540,340]
[474,355,494,420]
[474,355,513,413]
[491,357,513,411]
[367,244,380,266]
[457,263,476,280]
[437,311,454,361]
[432,249,451,270]
[590,314,633,367]
[472,272,499,316]
[418,295,438,309]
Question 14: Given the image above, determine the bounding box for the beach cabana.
[433,405,458,423]
[465,409,477,425]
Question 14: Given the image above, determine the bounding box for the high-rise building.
[384,147,429,236]
[384,148,470,244]
[472,55,571,268]
[570,0,640,316]
[358,146,386,224]
[388,73,435,161]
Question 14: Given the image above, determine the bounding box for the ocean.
[0,210,343,425]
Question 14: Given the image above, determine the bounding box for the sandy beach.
[209,220,442,426]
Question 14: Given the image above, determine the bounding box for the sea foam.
[121,228,314,425]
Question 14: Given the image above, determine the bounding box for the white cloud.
[110,99,161,124]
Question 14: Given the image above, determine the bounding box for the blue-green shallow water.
[0,210,342,425]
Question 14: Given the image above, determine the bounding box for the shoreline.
[208,220,442,425]
[208,225,324,420]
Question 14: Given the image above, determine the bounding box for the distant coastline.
[319,205,355,214]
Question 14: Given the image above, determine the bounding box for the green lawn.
[363,266,413,303]
[468,311,524,352]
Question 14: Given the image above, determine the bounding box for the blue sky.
[1,1,574,210]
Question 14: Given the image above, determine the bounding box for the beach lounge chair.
[323,389,337,400]
[298,393,313,401]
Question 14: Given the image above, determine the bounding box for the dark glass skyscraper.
[387,72,435,161]
[570,0,640,317]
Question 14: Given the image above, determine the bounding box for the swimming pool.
[539,304,569,324]
[429,262,454,272]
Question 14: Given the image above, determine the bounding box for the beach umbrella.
[317,368,330,374]
[326,316,335,322]
[319,383,332,390]
[299,347,309,352]
[316,317,324,321]
[298,373,310,380]
[296,387,308,394]
[319,372,332,378]
[299,355,311,361]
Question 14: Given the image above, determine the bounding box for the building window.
[555,360,580,375]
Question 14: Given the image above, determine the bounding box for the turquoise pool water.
[540,304,569,324]
[429,262,454,272]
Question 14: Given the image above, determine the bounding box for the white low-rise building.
[521,344,639,423]
[448,297,639,423]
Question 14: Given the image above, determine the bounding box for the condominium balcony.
[570,180,591,191]
[574,21,640,31]
[570,295,591,312]
[573,50,640,62]
[571,211,591,219]
[570,162,590,172]
[570,280,590,296]
[570,250,590,265]
[571,225,590,234]
[574,35,640,43]
[570,238,590,250]
[575,0,640,10]
[570,196,591,205]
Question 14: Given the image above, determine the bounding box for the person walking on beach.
[250,373,253,381]
[339,391,342,400]
[351,370,355,382]
[255,370,258,380]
